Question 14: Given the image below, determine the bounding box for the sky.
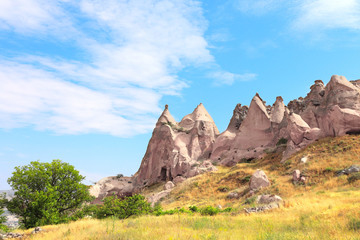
[1,0,360,189]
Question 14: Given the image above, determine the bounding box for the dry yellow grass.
[17,190,360,239]
[11,135,360,239]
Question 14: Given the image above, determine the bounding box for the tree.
[0,193,7,231]
[6,160,92,228]
[96,194,151,219]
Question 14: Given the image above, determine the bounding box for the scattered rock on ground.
[32,227,43,234]
[147,189,172,207]
[249,170,270,191]
[293,170,301,182]
[0,232,24,239]
[164,181,175,190]
[173,176,186,185]
[226,191,240,199]
[256,194,283,204]
[337,165,360,176]
[300,156,308,164]
[244,203,280,213]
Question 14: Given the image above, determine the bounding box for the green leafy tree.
[6,160,92,228]
[96,194,151,219]
[0,193,7,231]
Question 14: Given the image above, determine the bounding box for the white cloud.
[210,71,257,85]
[293,0,360,31]
[0,0,240,136]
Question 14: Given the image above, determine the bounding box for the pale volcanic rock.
[92,75,360,202]
[164,181,175,190]
[270,96,286,124]
[249,170,270,191]
[89,176,134,204]
[134,104,219,187]
[210,104,248,161]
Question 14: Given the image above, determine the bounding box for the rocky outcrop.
[133,103,219,187]
[89,176,134,204]
[249,170,270,191]
[90,75,360,202]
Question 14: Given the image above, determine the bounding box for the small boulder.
[227,191,240,199]
[338,165,360,175]
[300,176,306,183]
[249,170,270,191]
[164,181,175,190]
[32,227,43,234]
[300,156,308,164]
[293,169,301,182]
[173,176,186,185]
[256,194,283,204]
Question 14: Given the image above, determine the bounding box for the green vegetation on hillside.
[4,135,360,239]
[6,160,92,228]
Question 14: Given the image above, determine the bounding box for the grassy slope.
[15,135,360,239]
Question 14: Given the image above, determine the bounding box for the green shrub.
[96,194,151,219]
[189,205,199,213]
[245,196,256,205]
[348,173,360,183]
[240,175,251,184]
[348,217,360,231]
[276,138,288,146]
[0,193,7,232]
[200,206,220,216]
[116,173,124,178]
[221,207,233,213]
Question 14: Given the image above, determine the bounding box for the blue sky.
[1,0,360,189]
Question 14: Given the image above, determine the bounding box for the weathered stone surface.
[134,103,219,187]
[164,181,175,190]
[338,165,360,176]
[226,191,240,199]
[89,176,134,204]
[256,194,283,204]
[249,170,270,191]
[173,176,186,185]
[147,189,172,207]
[300,156,308,164]
[92,75,360,202]
[293,170,301,182]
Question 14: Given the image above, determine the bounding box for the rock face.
[249,170,270,191]
[133,103,219,187]
[89,176,134,204]
[90,75,360,201]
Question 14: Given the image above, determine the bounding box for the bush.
[0,193,7,231]
[96,194,151,219]
[276,138,288,146]
[348,218,360,231]
[189,205,199,213]
[200,206,220,216]
[348,173,360,183]
[116,174,124,178]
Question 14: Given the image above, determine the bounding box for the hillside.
[10,135,360,240]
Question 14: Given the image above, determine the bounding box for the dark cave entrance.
[346,129,360,135]
[160,167,167,181]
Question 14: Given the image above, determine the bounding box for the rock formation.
[133,103,219,187]
[90,75,360,201]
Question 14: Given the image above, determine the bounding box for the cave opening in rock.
[346,129,360,135]
[160,167,167,181]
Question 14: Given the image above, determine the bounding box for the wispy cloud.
[210,71,257,86]
[235,0,360,32]
[0,0,240,136]
[293,0,360,31]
